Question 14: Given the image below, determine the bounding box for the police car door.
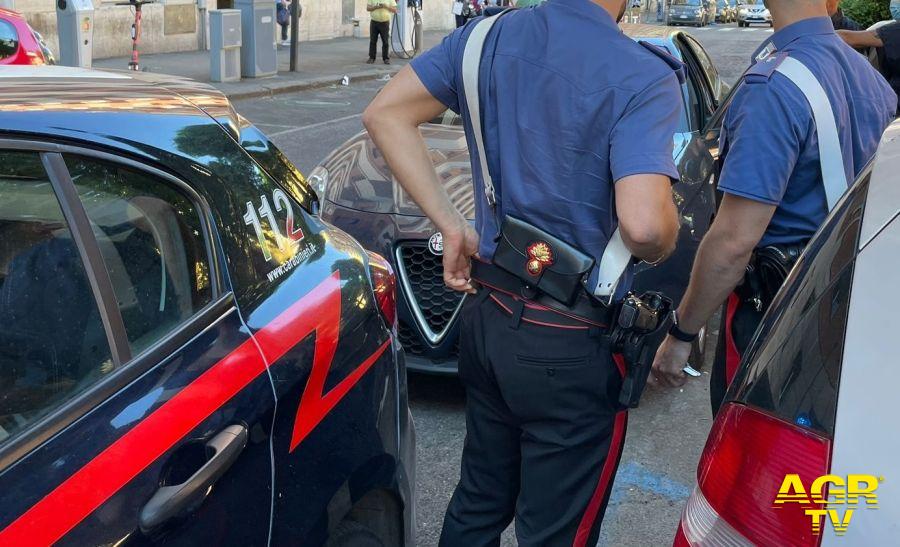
[0,145,274,545]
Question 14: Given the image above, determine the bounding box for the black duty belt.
[471,260,615,329]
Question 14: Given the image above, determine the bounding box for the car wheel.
[326,521,384,547]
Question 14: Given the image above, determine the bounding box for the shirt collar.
[548,0,619,29]
[751,16,835,62]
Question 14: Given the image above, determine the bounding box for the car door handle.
[139,424,248,533]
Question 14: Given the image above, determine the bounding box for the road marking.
[267,113,363,138]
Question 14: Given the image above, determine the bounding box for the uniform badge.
[526,241,554,276]
[428,232,443,256]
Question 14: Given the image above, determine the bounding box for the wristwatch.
[668,310,698,343]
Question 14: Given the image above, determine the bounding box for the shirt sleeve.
[609,72,683,183]
[717,82,803,205]
[410,29,463,113]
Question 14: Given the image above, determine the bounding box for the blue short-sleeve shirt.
[718,16,896,248]
[410,0,684,294]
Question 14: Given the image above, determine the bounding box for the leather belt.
[470,260,614,328]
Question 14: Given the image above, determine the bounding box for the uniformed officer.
[362,0,683,544]
[651,0,896,413]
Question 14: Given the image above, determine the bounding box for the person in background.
[839,22,900,109]
[277,0,290,46]
[368,0,397,64]
[827,0,860,30]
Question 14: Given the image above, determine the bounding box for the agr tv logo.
[774,474,881,536]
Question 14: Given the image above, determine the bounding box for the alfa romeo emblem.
[526,241,554,276]
[428,232,443,256]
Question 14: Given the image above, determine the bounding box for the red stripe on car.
[0,271,389,545]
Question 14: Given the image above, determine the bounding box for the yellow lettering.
[828,509,854,536]
[847,475,880,506]
[805,509,829,535]
[775,474,811,505]
[811,475,845,505]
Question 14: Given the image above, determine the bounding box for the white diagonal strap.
[460,12,632,299]
[461,13,504,207]
[776,56,848,211]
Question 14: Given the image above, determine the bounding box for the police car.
[676,121,900,546]
[0,67,414,546]
[311,25,728,375]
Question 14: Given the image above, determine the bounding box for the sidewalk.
[93,30,447,100]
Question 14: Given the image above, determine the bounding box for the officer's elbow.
[619,207,679,261]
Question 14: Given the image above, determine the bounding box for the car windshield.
[671,0,702,5]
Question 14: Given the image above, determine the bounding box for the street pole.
[289,0,300,72]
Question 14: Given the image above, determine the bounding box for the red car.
[0,8,55,65]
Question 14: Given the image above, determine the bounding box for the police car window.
[65,156,213,356]
[729,171,870,436]
[0,20,18,61]
[0,151,113,446]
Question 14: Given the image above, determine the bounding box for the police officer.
[651,0,896,413]
[363,0,683,543]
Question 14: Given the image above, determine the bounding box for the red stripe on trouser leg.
[724,292,742,385]
[612,353,626,378]
[572,409,627,547]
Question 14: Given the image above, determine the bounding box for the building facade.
[2,0,455,60]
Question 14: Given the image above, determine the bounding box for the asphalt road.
[233,22,770,546]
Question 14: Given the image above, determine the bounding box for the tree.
[841,0,891,28]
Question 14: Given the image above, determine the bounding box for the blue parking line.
[612,461,692,502]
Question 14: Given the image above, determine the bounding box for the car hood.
[320,124,691,219]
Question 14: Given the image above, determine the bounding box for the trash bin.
[234,0,277,78]
[56,0,94,67]
[210,9,241,82]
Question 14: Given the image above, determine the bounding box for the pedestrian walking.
[367,0,396,64]
[276,0,290,46]
[651,0,896,414]
[362,1,684,544]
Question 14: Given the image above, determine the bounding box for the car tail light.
[26,51,45,65]
[678,403,830,547]
[366,251,396,327]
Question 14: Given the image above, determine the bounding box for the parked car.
[667,0,710,27]
[313,25,729,375]
[675,120,900,546]
[716,0,735,23]
[0,8,54,65]
[0,67,414,546]
[736,0,772,27]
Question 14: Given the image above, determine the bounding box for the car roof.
[0,66,242,150]
[859,119,900,249]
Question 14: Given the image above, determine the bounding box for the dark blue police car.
[0,66,414,546]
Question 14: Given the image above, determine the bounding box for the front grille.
[396,242,465,345]
[398,322,426,355]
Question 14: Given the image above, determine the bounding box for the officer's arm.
[363,66,465,236]
[615,175,679,262]
[675,194,775,334]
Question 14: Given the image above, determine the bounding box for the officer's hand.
[650,335,692,388]
[443,223,479,294]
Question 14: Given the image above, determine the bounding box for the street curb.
[223,68,401,100]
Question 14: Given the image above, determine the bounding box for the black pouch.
[492,215,595,307]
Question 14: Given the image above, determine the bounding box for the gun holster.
[611,291,674,409]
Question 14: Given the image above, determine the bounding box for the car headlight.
[307,165,329,198]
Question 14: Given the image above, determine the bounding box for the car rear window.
[0,20,19,61]
[727,171,871,437]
